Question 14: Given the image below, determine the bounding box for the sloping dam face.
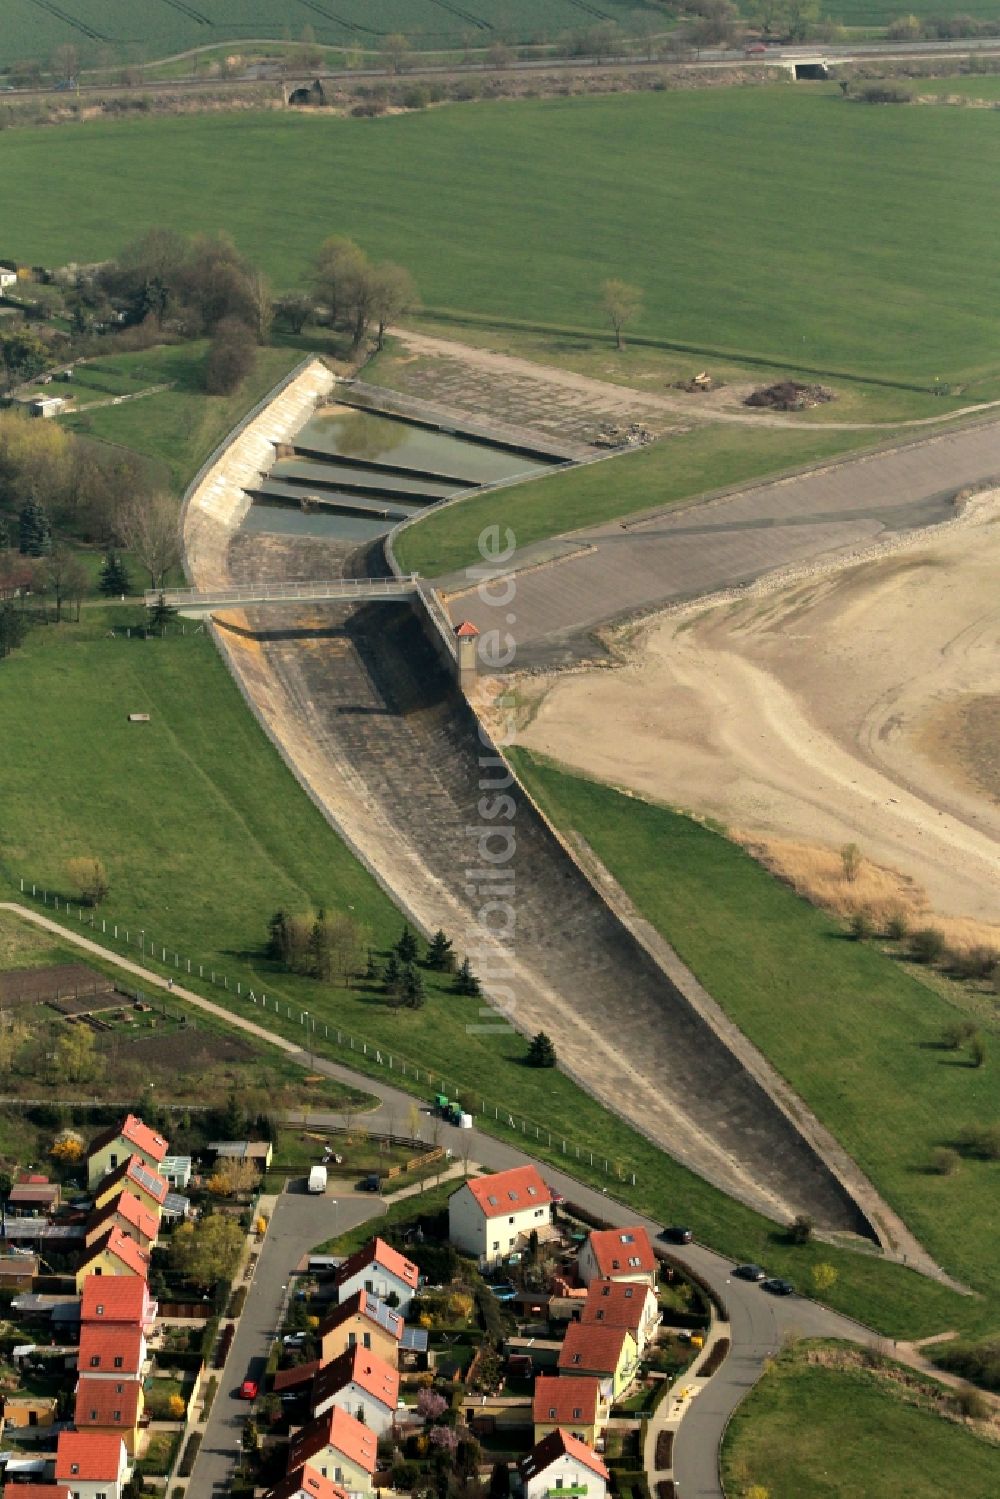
[223,531,871,1238]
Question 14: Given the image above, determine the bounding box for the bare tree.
[41,544,88,623]
[115,492,181,590]
[369,263,417,350]
[601,279,644,351]
[314,236,369,329]
[382,33,412,73]
[51,43,79,81]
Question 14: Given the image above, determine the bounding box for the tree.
[601,278,643,351]
[489,1459,510,1499]
[0,1016,29,1071]
[487,40,514,68]
[452,957,482,997]
[99,550,131,597]
[810,1262,838,1295]
[205,317,257,395]
[402,964,426,1010]
[789,1213,813,1245]
[425,929,454,972]
[910,927,946,965]
[383,33,412,73]
[314,236,369,329]
[0,601,29,660]
[0,515,10,551]
[167,1393,186,1420]
[52,1025,97,1084]
[840,842,862,881]
[396,925,419,963]
[148,592,177,630]
[941,1018,976,1050]
[527,1032,557,1068]
[41,544,88,622]
[383,952,403,1000]
[931,1146,960,1176]
[369,262,417,350]
[848,909,873,940]
[66,856,110,906]
[51,1130,85,1163]
[407,1100,422,1143]
[0,327,48,393]
[969,1033,987,1069]
[170,1213,244,1288]
[51,43,79,80]
[114,491,181,590]
[18,498,52,557]
[208,1157,259,1199]
[275,292,314,335]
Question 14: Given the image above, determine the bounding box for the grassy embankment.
[509,750,1000,1322]
[0,612,986,1339]
[721,1343,1000,1499]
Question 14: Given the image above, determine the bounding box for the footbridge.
[145,576,420,614]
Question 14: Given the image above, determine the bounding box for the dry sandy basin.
[515,491,1000,935]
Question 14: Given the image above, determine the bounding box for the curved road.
[2,903,879,1499]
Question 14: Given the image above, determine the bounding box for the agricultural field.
[0,0,663,71]
[721,1345,1000,1499]
[509,751,1000,1305]
[4,91,1000,389]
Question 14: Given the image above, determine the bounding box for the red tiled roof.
[313,1345,399,1413]
[319,1289,402,1342]
[455,621,480,638]
[81,1275,151,1324]
[580,1280,652,1333]
[55,1430,127,1481]
[95,1154,168,1207]
[88,1113,168,1164]
[520,1427,610,1483]
[273,1361,320,1392]
[87,1189,159,1243]
[557,1321,630,1376]
[74,1375,142,1428]
[287,1405,378,1475]
[267,1465,350,1499]
[2,1486,71,1499]
[532,1375,601,1426]
[336,1236,418,1293]
[82,1224,150,1279]
[17,1172,51,1184]
[584,1226,656,1279]
[463,1166,549,1220]
[78,1323,144,1377]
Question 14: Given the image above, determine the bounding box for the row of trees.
[313,236,417,350]
[268,908,372,985]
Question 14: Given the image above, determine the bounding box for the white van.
[307,1164,328,1194]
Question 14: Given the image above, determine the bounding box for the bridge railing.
[144,576,420,607]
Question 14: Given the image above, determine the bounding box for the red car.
[239,1378,259,1400]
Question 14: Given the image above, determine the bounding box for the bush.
[936,1338,1000,1392]
[940,1018,977,1049]
[204,317,256,395]
[930,1146,960,1176]
[885,909,909,940]
[910,927,945,964]
[969,1034,987,1069]
[178,1432,202,1477]
[228,1285,247,1318]
[852,81,914,104]
[960,1123,1000,1159]
[788,1213,813,1245]
[955,1386,991,1420]
[849,909,874,940]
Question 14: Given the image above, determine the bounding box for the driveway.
[189,1182,385,1496]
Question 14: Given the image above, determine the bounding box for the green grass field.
[721,1345,1000,1499]
[5,92,1000,388]
[395,423,884,577]
[0,612,981,1339]
[509,750,1000,1306]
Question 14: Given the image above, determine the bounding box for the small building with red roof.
[55,1430,130,1499]
[317,1290,403,1369]
[85,1190,160,1252]
[580,1279,660,1352]
[448,1166,551,1267]
[74,1375,144,1454]
[3,1486,71,1499]
[577,1226,657,1290]
[75,1225,150,1291]
[520,1427,609,1499]
[286,1405,378,1495]
[557,1321,638,1401]
[87,1114,168,1189]
[532,1375,608,1447]
[266,1464,350,1499]
[80,1273,157,1334]
[311,1344,400,1434]
[336,1237,419,1315]
[77,1322,147,1381]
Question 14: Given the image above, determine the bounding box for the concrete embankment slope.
[181,367,916,1249]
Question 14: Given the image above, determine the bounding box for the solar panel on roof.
[130,1161,162,1195]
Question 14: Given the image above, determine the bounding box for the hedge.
[178,1432,202,1477]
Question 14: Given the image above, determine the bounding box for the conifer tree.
[425,928,454,971]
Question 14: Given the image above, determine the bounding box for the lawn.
[63,341,301,492]
[509,750,1000,1306]
[394,423,881,578]
[314,1177,462,1256]
[721,1345,1000,1499]
[5,91,1000,386]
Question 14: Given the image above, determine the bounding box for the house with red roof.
[557,1321,638,1401]
[74,1375,144,1455]
[92,1156,168,1217]
[80,1273,157,1335]
[532,1375,608,1447]
[336,1237,419,1315]
[87,1115,168,1190]
[55,1430,130,1499]
[84,1190,160,1252]
[311,1345,400,1434]
[266,1464,350,1499]
[3,1486,71,1499]
[577,1226,657,1289]
[286,1405,378,1496]
[317,1291,403,1369]
[75,1225,150,1291]
[520,1428,610,1499]
[448,1166,551,1267]
[77,1323,147,1381]
[580,1279,660,1353]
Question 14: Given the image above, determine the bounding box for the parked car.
[547,1185,565,1206]
[661,1225,693,1244]
[762,1278,795,1296]
[239,1378,259,1400]
[360,1173,382,1192]
[733,1263,766,1282]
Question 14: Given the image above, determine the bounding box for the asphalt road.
[189,1182,384,1497]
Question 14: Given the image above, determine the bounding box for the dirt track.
[517,490,1000,929]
